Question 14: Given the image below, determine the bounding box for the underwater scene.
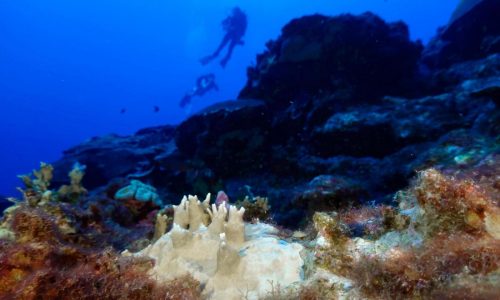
[0,0,499,299]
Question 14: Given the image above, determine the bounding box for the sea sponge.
[127,194,304,300]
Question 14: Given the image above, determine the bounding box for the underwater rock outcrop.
[51,125,177,190]
[423,0,500,69]
[49,7,499,229]
[174,99,270,177]
[239,12,423,106]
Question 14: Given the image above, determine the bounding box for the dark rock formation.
[292,175,367,215]
[51,9,500,227]
[52,126,177,191]
[0,196,9,213]
[175,100,271,177]
[422,0,500,69]
[239,13,423,107]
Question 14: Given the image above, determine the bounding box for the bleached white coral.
[126,194,304,300]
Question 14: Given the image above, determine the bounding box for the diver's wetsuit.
[179,74,219,108]
[201,7,247,67]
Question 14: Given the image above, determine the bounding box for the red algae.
[413,169,496,237]
[0,163,200,300]
[0,206,202,300]
[347,169,500,299]
[351,232,500,298]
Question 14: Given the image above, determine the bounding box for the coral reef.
[0,163,191,299]
[2,2,499,299]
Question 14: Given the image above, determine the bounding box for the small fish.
[120,108,127,114]
[215,190,229,207]
[153,106,160,113]
[292,231,307,239]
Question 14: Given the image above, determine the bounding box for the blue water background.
[0,0,458,197]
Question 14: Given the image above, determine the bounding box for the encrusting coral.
[115,179,162,206]
[127,194,305,300]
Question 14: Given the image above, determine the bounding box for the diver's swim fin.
[179,95,192,108]
[200,55,215,65]
[220,57,229,68]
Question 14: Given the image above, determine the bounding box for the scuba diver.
[179,73,219,110]
[200,7,247,68]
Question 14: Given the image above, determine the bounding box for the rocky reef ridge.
[51,4,499,227]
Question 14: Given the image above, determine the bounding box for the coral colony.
[1,1,499,299]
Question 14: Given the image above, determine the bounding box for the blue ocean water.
[0,0,458,198]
